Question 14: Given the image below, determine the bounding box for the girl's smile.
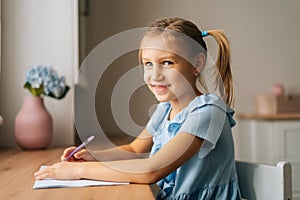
[150,83,172,95]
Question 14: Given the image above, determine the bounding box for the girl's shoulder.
[181,94,236,128]
[155,94,233,112]
[188,94,234,114]
[151,94,235,127]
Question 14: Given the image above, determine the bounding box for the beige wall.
[85,0,300,114]
[0,0,78,147]
[82,0,300,138]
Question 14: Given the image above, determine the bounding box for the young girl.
[35,18,241,200]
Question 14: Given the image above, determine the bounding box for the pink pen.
[63,135,95,161]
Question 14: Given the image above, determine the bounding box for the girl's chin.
[155,98,169,102]
[153,93,174,102]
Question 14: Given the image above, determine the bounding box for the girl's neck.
[169,90,201,120]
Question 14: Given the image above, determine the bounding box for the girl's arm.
[91,128,154,161]
[35,132,203,184]
[62,128,153,162]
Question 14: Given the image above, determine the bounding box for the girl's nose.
[150,65,164,81]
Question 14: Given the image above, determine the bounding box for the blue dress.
[146,94,241,200]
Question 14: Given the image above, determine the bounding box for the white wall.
[0,0,78,147]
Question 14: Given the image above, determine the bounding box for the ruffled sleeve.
[178,94,236,158]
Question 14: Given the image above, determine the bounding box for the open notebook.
[33,166,129,189]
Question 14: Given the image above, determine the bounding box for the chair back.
[236,161,293,200]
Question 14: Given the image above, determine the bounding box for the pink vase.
[15,96,53,150]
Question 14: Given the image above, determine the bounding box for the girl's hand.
[61,146,96,162]
[34,162,83,180]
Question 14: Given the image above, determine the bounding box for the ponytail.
[206,30,234,106]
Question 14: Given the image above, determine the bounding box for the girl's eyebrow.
[159,55,177,60]
[142,55,177,61]
[142,57,150,61]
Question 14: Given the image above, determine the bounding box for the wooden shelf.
[237,113,300,120]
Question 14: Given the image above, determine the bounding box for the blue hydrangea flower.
[24,65,70,99]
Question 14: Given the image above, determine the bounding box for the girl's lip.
[150,84,171,87]
[151,84,171,94]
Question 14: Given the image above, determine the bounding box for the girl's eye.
[162,61,174,66]
[144,62,153,68]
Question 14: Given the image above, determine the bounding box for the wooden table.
[0,148,156,200]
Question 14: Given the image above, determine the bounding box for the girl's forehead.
[140,35,190,60]
[141,35,174,51]
[141,48,176,59]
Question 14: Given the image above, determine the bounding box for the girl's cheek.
[143,71,150,83]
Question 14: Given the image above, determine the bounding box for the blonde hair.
[139,18,234,106]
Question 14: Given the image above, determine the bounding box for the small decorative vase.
[15,96,53,150]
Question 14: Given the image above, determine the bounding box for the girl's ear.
[194,53,206,74]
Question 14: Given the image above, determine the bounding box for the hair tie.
[201,31,208,37]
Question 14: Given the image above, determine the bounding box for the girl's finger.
[34,167,51,180]
[61,146,77,161]
[74,151,82,159]
[35,172,49,180]
[74,150,87,159]
[63,146,77,156]
[74,150,95,161]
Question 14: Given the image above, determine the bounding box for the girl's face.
[142,47,199,104]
